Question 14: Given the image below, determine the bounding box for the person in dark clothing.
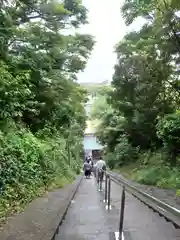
[83,160,92,178]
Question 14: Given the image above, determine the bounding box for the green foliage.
[133,163,180,189]
[0,63,36,119]
[157,112,180,145]
[0,122,83,223]
[176,189,180,197]
[133,167,162,186]
[114,135,139,167]
[117,151,180,189]
[104,152,116,170]
[0,0,95,132]
[90,93,110,120]
[90,0,180,190]
[157,111,180,164]
[0,0,94,224]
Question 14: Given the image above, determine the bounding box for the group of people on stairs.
[83,156,106,181]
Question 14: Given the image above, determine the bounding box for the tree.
[93,0,180,168]
[111,37,173,149]
[90,85,112,120]
[0,0,95,222]
[0,0,95,132]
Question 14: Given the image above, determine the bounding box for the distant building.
[83,120,103,160]
[82,81,107,159]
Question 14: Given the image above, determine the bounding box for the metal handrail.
[108,171,180,229]
[119,186,125,240]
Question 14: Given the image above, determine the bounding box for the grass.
[0,173,78,226]
[114,162,140,180]
[114,161,180,197]
[48,175,76,191]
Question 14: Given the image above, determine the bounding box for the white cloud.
[77,0,146,83]
[77,0,126,83]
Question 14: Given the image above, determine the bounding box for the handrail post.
[103,173,108,202]
[119,186,125,240]
[96,168,99,184]
[99,173,102,191]
[106,175,111,210]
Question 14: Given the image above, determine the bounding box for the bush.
[157,111,180,165]
[103,136,139,169]
[0,121,81,223]
[114,136,139,166]
[156,168,180,189]
[133,166,162,185]
[138,150,166,166]
[176,189,180,196]
[104,152,116,169]
[132,152,180,189]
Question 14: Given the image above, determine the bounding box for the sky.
[77,0,144,83]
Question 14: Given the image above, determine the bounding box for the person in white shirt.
[87,156,92,165]
[96,157,106,169]
[96,157,106,183]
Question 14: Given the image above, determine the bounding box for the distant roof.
[81,80,109,86]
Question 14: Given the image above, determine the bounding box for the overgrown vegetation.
[0,0,94,223]
[90,0,180,195]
